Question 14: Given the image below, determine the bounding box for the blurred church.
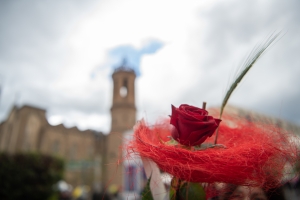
[0,61,143,197]
[0,104,104,189]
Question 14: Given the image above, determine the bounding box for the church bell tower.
[110,65,136,132]
[104,61,136,188]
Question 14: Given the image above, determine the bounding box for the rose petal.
[170,105,179,128]
[214,118,222,126]
[171,125,179,141]
[184,126,216,144]
[180,105,208,120]
[191,134,210,146]
[176,139,192,146]
[189,130,216,146]
[178,116,217,136]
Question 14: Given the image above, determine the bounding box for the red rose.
[170,104,221,146]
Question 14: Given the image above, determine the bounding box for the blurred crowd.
[55,180,120,200]
[208,176,300,200]
[55,175,300,200]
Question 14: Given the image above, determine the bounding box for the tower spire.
[121,58,127,66]
[114,58,135,73]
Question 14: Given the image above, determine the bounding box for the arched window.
[120,78,128,98]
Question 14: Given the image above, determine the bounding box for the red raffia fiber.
[127,114,299,190]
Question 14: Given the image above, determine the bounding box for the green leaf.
[193,143,226,151]
[170,179,206,200]
[180,182,206,200]
[169,188,175,200]
[141,175,154,200]
[165,137,178,146]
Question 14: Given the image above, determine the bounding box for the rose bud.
[170,104,221,146]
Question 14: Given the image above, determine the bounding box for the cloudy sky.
[0,0,299,133]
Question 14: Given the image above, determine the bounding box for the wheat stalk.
[214,32,282,144]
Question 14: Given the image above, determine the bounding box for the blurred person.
[282,175,300,200]
[72,185,89,200]
[56,180,72,200]
[108,184,122,200]
[221,184,286,200]
[91,182,110,200]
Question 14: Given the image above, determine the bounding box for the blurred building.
[0,62,143,197]
[0,105,105,190]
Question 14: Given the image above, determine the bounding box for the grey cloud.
[0,0,102,123]
[179,0,300,125]
[199,0,300,68]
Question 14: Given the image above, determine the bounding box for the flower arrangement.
[127,32,299,200]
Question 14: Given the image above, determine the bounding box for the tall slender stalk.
[214,32,281,144]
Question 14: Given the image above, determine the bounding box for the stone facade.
[0,105,104,188]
